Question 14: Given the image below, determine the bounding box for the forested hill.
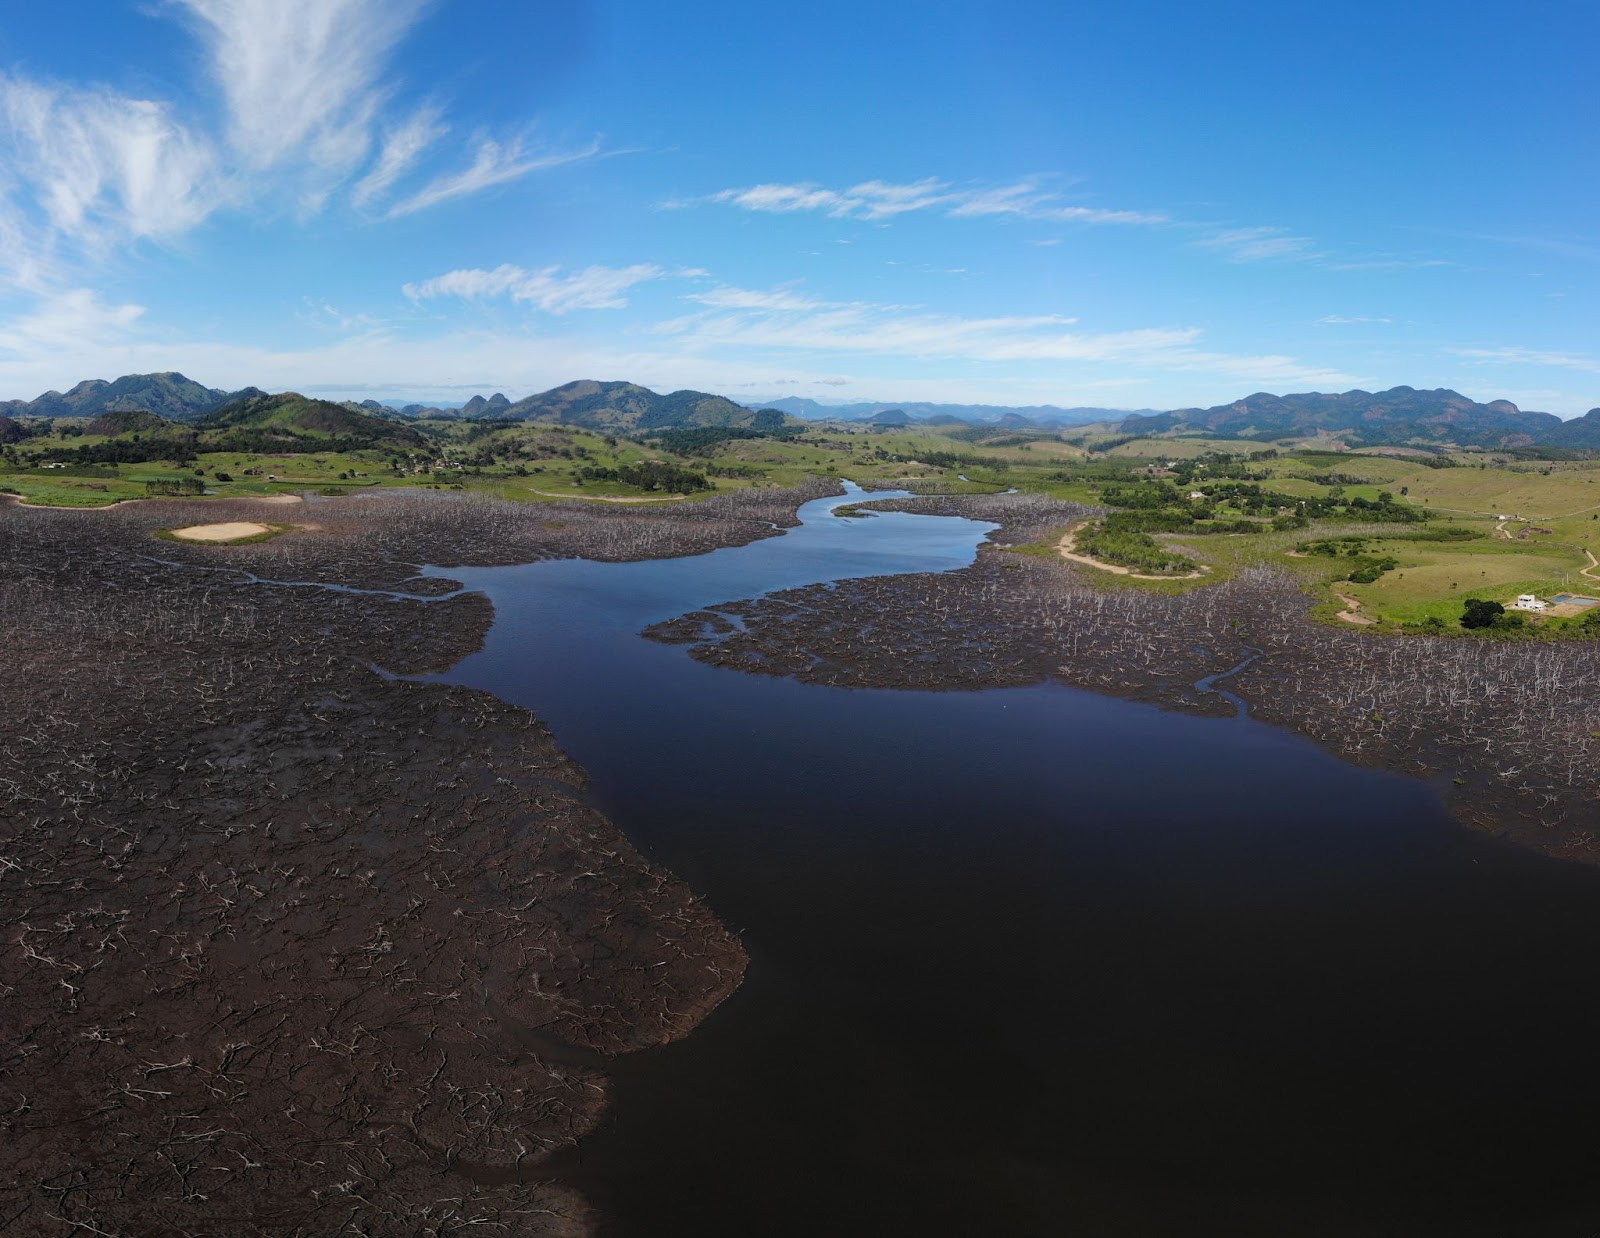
[497,380,766,431]
[7,373,1600,450]
[0,372,261,423]
[198,393,429,450]
[757,396,1156,426]
[1119,386,1600,450]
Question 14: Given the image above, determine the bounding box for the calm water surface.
[428,486,1600,1237]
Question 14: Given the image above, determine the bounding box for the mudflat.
[0,484,834,1234]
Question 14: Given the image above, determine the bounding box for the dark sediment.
[646,491,1600,859]
[0,483,833,1235]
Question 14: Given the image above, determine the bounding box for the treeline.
[575,461,711,492]
[144,477,205,496]
[42,436,198,466]
[1100,479,1427,527]
[649,414,799,457]
[205,430,395,455]
[1403,599,1600,639]
[1072,524,1199,575]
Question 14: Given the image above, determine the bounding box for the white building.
[1511,593,1548,612]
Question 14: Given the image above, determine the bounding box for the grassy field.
[8,413,1600,635]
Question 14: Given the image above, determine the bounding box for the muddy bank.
[0,484,832,1235]
[646,491,1600,859]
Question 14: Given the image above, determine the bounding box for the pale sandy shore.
[166,520,275,541]
[1057,520,1210,581]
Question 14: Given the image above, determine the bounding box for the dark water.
[428,486,1600,1238]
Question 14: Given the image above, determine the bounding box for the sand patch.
[167,521,274,542]
[528,487,689,504]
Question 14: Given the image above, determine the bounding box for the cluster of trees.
[205,430,388,455]
[1072,524,1199,575]
[143,477,205,496]
[574,461,711,492]
[648,416,800,458]
[1347,556,1400,584]
[1099,478,1426,529]
[38,436,198,466]
[891,447,989,471]
[1095,483,1306,535]
[1430,598,1600,639]
[1297,536,1400,583]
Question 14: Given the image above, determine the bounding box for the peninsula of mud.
[646,489,1600,860]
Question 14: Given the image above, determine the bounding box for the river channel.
[427,484,1600,1237]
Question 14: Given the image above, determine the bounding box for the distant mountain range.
[5,373,1600,452]
[754,396,1159,427]
[390,380,766,432]
[0,372,265,423]
[1121,386,1600,451]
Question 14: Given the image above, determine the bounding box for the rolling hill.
[199,393,430,451]
[1119,387,1568,450]
[0,372,261,423]
[756,396,1161,427]
[5,373,1598,453]
[497,380,768,432]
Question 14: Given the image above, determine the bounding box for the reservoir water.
[428,485,1600,1237]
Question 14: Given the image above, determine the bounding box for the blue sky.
[0,0,1595,413]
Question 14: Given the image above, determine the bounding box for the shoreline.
[0,488,305,511]
[644,488,1600,864]
[8,479,1599,1232]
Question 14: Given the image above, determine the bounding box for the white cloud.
[1194,226,1319,263]
[1450,346,1600,374]
[385,137,601,218]
[688,285,835,312]
[650,285,1355,387]
[0,0,589,288]
[0,288,146,355]
[0,73,221,274]
[1316,315,1393,325]
[351,105,448,209]
[403,263,664,312]
[701,177,1165,226]
[173,0,426,175]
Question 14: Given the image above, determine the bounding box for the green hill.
[84,409,174,436]
[498,380,765,432]
[0,372,260,423]
[1547,408,1600,449]
[200,393,429,451]
[1120,387,1566,449]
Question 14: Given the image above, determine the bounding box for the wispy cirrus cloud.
[1317,314,1393,325]
[351,105,448,209]
[173,0,426,176]
[687,284,838,312]
[385,137,602,218]
[0,74,222,284]
[404,262,666,313]
[0,287,147,354]
[688,177,1166,226]
[652,283,1358,386]
[0,0,593,287]
[1194,226,1320,264]
[1450,346,1600,374]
